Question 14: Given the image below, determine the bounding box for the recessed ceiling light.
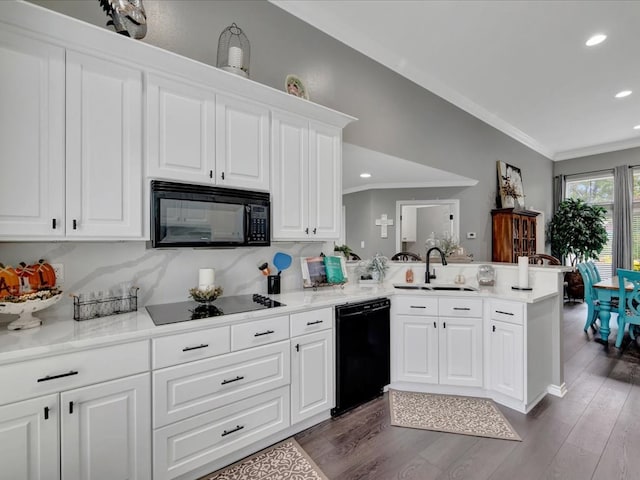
[585,34,607,46]
[615,90,632,98]
[360,173,371,178]
[634,125,640,130]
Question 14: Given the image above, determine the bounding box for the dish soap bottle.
[405,267,414,283]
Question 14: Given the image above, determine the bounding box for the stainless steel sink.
[393,283,478,292]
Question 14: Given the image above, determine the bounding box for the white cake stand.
[0,293,63,330]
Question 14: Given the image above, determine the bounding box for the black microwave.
[150,180,270,248]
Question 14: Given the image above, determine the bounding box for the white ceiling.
[342,143,478,194]
[271,0,640,161]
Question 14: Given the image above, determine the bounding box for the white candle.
[518,256,529,289]
[198,268,215,290]
[228,46,243,68]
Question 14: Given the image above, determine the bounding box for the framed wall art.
[496,161,525,209]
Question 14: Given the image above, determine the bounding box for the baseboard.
[547,382,568,397]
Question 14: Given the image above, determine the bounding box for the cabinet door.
[291,329,334,424]
[0,394,59,480]
[401,206,418,242]
[489,320,524,401]
[65,51,143,238]
[0,29,65,238]
[146,72,216,184]
[438,317,483,387]
[61,373,151,480]
[393,315,438,384]
[308,121,341,239]
[271,110,309,240]
[215,94,270,191]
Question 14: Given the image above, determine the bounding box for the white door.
[65,50,143,238]
[438,317,483,387]
[271,110,309,240]
[0,394,59,480]
[0,30,65,238]
[146,72,216,184]
[308,121,342,240]
[291,329,334,424]
[394,315,439,384]
[216,95,270,191]
[61,373,151,480]
[489,320,524,401]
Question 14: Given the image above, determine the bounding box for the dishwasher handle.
[337,304,390,318]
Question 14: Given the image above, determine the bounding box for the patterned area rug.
[389,390,521,441]
[199,438,328,480]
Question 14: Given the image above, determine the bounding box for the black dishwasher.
[332,297,390,417]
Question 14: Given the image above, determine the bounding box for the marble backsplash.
[0,241,335,315]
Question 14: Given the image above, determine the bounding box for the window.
[565,172,614,278]
[632,169,640,271]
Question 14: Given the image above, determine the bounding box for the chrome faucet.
[425,247,448,283]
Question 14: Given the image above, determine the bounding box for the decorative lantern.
[216,23,250,78]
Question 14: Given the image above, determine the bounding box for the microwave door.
[207,203,245,243]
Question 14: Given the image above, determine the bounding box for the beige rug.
[200,438,328,480]
[389,390,521,441]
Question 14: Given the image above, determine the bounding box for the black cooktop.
[146,294,285,326]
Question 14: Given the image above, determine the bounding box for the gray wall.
[27,0,554,264]
[553,146,640,177]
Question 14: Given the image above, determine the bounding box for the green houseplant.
[547,198,608,299]
[356,253,389,282]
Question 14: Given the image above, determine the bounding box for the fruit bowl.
[0,290,63,330]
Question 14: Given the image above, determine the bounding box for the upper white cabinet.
[215,94,270,191]
[0,28,65,238]
[146,72,216,184]
[271,111,342,240]
[66,51,143,238]
[0,28,143,240]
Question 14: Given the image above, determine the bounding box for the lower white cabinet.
[153,386,290,480]
[488,319,524,401]
[291,329,334,424]
[0,394,59,480]
[392,297,482,387]
[61,373,151,480]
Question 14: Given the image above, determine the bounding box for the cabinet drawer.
[490,300,524,325]
[290,308,332,337]
[152,326,230,369]
[439,298,483,317]
[0,340,149,405]
[231,315,289,351]
[153,385,290,480]
[153,340,290,428]
[393,296,438,316]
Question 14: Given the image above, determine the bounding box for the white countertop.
[0,282,559,365]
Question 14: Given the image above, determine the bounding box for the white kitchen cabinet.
[488,320,524,401]
[65,50,143,238]
[291,329,334,424]
[271,111,342,240]
[146,72,216,184]
[400,206,418,242]
[215,94,270,191]
[392,296,482,387]
[61,373,151,480]
[0,394,59,480]
[0,28,65,238]
[0,37,143,240]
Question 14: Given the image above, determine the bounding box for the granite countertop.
[0,282,559,365]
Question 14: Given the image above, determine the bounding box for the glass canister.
[477,264,496,286]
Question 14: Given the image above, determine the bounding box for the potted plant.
[356,253,389,283]
[547,198,608,300]
[334,244,354,259]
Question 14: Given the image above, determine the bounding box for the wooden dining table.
[593,276,631,344]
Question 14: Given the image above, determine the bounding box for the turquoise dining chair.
[586,260,602,283]
[577,262,600,332]
[615,269,640,348]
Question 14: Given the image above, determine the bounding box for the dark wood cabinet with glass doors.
[491,209,539,262]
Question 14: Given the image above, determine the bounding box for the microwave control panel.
[248,205,269,242]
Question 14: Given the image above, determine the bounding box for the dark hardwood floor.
[295,302,640,480]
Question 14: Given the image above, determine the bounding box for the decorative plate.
[285,74,309,100]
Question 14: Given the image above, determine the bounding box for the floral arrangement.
[189,286,223,303]
[500,178,522,200]
[356,253,389,281]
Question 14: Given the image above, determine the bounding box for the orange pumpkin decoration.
[0,263,20,299]
[30,259,57,290]
[15,262,37,292]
